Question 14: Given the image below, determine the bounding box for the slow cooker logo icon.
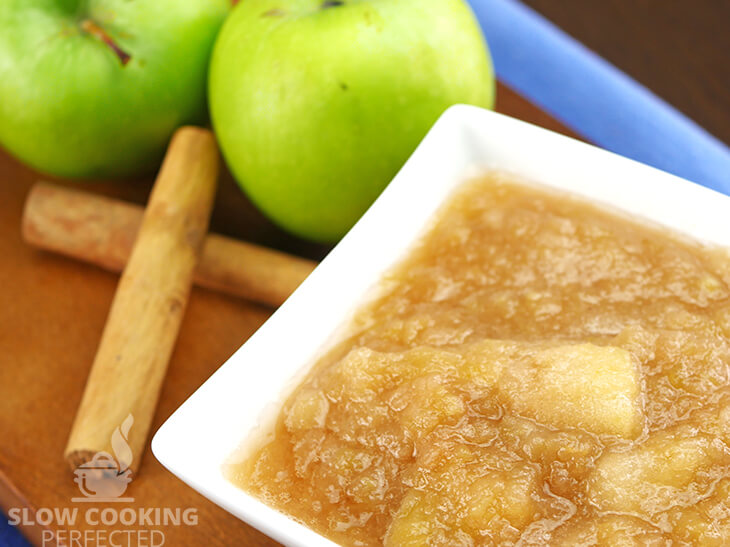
[72,414,134,503]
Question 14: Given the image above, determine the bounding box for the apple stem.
[80,19,131,66]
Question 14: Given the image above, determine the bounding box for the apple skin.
[209,0,494,242]
[0,0,229,178]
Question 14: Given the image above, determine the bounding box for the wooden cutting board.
[0,83,582,546]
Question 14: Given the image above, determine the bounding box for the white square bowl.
[152,104,730,546]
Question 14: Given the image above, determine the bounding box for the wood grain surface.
[1,4,726,544]
[524,0,730,145]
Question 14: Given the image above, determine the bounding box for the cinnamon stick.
[23,183,316,308]
[65,127,219,473]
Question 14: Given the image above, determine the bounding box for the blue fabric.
[469,0,730,195]
[0,518,28,547]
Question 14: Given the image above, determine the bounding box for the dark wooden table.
[525,0,730,145]
[0,3,726,546]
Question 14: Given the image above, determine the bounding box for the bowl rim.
[152,104,730,547]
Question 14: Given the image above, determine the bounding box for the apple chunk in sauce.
[229,173,730,546]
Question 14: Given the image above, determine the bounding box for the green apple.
[0,0,229,178]
[210,0,494,242]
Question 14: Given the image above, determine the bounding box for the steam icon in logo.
[72,414,135,502]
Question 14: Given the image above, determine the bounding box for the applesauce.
[230,172,730,546]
